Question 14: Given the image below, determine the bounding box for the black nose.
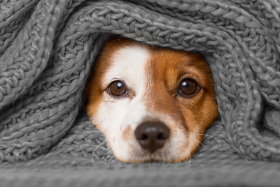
[134,122,170,153]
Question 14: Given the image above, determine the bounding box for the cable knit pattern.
[1,0,280,186]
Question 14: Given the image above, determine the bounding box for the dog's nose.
[134,122,170,153]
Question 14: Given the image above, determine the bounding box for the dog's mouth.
[127,146,192,163]
[129,149,173,163]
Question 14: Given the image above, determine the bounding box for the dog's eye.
[109,81,127,96]
[179,78,198,95]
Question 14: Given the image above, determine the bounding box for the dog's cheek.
[172,128,191,161]
[96,99,131,155]
[165,117,201,162]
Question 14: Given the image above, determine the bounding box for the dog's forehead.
[112,44,150,72]
[102,44,150,93]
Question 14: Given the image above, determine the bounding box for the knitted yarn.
[1,0,280,167]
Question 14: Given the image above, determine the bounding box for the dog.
[85,37,218,163]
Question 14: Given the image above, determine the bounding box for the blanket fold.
[1,0,280,164]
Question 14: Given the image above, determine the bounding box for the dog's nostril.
[141,134,148,140]
[134,121,170,153]
[157,133,165,140]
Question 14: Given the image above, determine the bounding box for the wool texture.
[1,0,280,186]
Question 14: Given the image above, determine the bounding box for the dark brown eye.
[180,78,198,95]
[109,81,127,96]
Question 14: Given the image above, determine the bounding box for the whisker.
[103,150,112,161]
[191,133,229,147]
[189,137,207,147]
[103,149,114,162]
[108,153,115,162]
[91,140,108,165]
[93,140,108,153]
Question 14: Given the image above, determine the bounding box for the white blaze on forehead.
[92,44,152,159]
[101,44,150,95]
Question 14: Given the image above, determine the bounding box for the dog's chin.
[113,148,192,163]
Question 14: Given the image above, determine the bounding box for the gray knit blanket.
[1,0,280,186]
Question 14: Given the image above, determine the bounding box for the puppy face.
[86,37,218,163]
